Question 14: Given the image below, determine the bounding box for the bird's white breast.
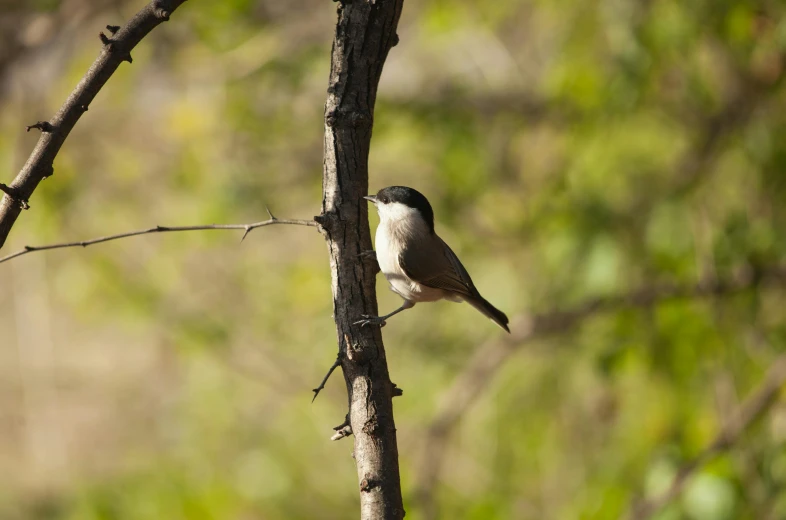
[374,203,446,303]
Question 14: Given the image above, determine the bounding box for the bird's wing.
[399,236,479,299]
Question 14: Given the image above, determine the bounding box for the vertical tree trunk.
[317,1,405,519]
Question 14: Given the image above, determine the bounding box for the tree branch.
[0,217,317,265]
[0,0,189,250]
[414,265,786,519]
[312,353,342,403]
[317,1,405,519]
[625,354,786,520]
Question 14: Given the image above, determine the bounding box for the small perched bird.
[357,186,510,332]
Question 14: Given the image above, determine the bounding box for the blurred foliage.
[1,0,786,519]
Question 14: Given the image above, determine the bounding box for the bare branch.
[0,0,189,250]
[415,265,786,518]
[312,353,342,403]
[625,354,786,520]
[0,217,317,265]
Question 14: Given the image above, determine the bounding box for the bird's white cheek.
[377,202,417,223]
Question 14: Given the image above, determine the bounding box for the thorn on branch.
[106,25,120,34]
[265,205,276,221]
[312,353,342,402]
[332,424,353,441]
[99,32,133,63]
[80,104,89,112]
[0,184,30,210]
[334,414,350,431]
[391,382,403,397]
[26,121,54,133]
[331,414,353,441]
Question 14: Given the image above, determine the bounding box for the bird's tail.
[468,296,510,333]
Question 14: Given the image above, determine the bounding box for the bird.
[356,185,510,332]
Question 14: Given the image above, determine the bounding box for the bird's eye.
[379,196,389,204]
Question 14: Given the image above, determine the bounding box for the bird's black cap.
[371,186,434,233]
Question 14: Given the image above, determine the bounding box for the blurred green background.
[1,0,786,519]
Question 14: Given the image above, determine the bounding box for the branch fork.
[0,184,30,210]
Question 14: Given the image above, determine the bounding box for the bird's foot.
[358,250,376,260]
[354,314,387,328]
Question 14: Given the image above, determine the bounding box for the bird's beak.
[363,195,377,203]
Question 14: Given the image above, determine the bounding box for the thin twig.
[331,414,353,441]
[0,0,189,249]
[625,354,786,520]
[0,217,317,265]
[312,354,342,403]
[414,265,786,518]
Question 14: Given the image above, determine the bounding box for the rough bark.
[0,0,188,249]
[315,1,405,519]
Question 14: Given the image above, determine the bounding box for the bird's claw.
[354,314,386,328]
[358,250,376,260]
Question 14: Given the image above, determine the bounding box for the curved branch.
[0,0,188,250]
[414,265,786,519]
[625,354,786,520]
[0,217,317,265]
